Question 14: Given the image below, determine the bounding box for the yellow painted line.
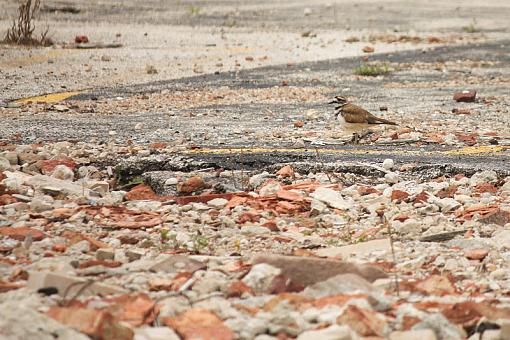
[16,91,82,104]
[444,145,506,155]
[182,146,510,157]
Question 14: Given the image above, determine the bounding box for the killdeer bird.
[329,96,397,126]
[328,96,397,143]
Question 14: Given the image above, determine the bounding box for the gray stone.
[253,254,388,287]
[125,249,144,262]
[302,273,377,298]
[158,295,191,318]
[28,271,126,297]
[149,254,206,273]
[26,175,90,198]
[412,313,466,339]
[242,263,281,293]
[310,188,353,210]
[29,197,54,212]
[192,271,229,294]
[96,248,115,261]
[0,301,89,340]
[297,324,354,340]
[315,238,391,258]
[249,171,270,189]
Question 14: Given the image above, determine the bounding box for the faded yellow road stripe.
[16,91,82,104]
[183,145,509,156]
[444,145,508,155]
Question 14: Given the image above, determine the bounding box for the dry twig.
[3,0,53,46]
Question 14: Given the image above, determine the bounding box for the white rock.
[501,181,510,192]
[242,263,281,293]
[29,196,54,212]
[226,316,269,340]
[134,326,180,340]
[259,181,282,197]
[27,175,90,198]
[164,177,178,185]
[68,240,90,254]
[310,188,353,210]
[435,198,461,212]
[254,336,278,340]
[385,172,400,184]
[412,313,465,339]
[490,268,508,280]
[126,200,162,211]
[303,273,377,298]
[492,230,510,250]
[469,170,498,187]
[0,151,18,165]
[392,219,422,235]
[0,157,11,171]
[389,329,437,340]
[249,172,270,189]
[207,198,228,208]
[310,199,328,214]
[242,225,271,235]
[297,324,354,340]
[51,165,74,181]
[87,181,109,196]
[382,158,394,170]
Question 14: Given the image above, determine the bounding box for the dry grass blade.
[3,0,53,46]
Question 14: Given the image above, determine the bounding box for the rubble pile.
[1,141,510,340]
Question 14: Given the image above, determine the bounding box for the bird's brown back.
[340,103,397,125]
[340,103,373,123]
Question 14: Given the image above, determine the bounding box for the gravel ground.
[1,1,510,339]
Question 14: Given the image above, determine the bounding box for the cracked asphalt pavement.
[1,0,510,173]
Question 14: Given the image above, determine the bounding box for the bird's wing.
[341,104,371,123]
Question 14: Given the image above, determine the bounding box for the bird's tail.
[371,116,397,125]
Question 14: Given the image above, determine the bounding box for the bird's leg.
[351,132,360,144]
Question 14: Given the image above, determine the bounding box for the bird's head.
[328,96,348,106]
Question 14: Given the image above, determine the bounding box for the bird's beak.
[328,100,337,104]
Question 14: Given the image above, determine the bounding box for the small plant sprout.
[354,63,390,76]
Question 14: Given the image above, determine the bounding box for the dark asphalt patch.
[71,40,510,101]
